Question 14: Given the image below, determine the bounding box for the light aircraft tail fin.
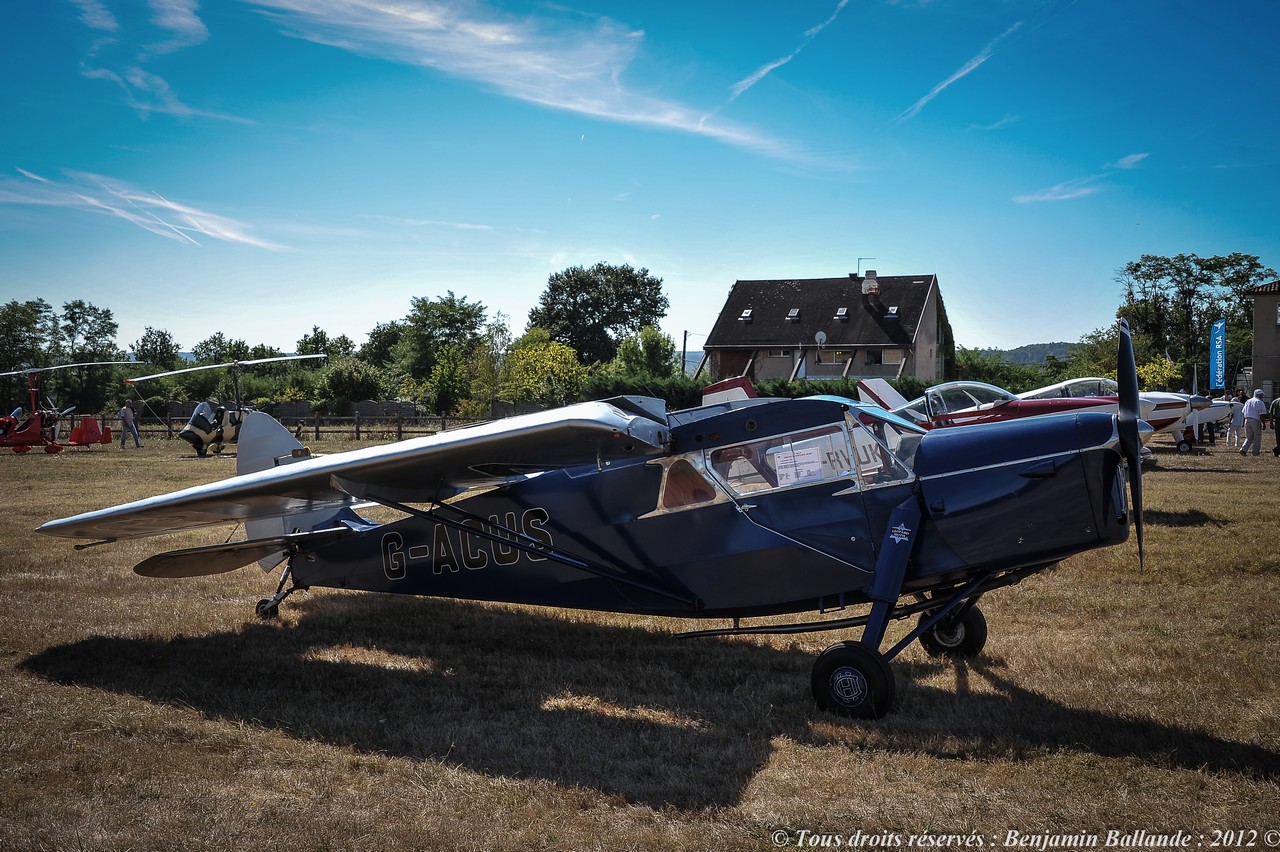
[856,378,908,411]
[233,411,351,571]
[701,377,758,406]
[235,411,310,476]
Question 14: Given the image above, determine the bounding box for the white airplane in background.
[1017,377,1212,453]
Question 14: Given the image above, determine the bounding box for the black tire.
[256,599,279,620]
[811,641,895,719]
[1176,440,1192,453]
[918,606,988,657]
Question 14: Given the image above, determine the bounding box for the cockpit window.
[706,425,853,495]
[848,412,917,487]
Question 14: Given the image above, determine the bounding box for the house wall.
[1253,293,1280,398]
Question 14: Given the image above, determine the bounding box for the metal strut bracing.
[673,562,1047,649]
[359,492,703,609]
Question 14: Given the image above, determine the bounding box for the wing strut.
[359,492,702,609]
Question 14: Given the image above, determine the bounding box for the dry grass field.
[2,432,1278,851]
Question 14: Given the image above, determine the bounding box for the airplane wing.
[36,397,670,542]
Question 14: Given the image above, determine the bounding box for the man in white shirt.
[1239,389,1267,456]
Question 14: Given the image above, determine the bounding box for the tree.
[0,298,60,411]
[318,356,384,406]
[953,347,1045,393]
[527,263,669,365]
[192,332,250,364]
[1116,253,1276,385]
[609,326,678,379]
[400,292,487,379]
[358,321,406,366]
[297,326,356,359]
[55,300,124,412]
[131,327,182,371]
[503,328,589,406]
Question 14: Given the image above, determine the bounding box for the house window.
[883,349,903,365]
[767,349,792,358]
[816,349,849,365]
[786,308,801,322]
[1275,303,1280,325]
[866,350,882,366]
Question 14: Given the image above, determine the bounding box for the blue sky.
[2,0,1277,357]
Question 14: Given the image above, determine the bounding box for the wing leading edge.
[36,398,670,541]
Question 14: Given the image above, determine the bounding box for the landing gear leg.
[810,497,920,719]
[256,562,303,620]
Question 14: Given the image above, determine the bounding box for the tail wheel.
[918,606,988,657]
[811,641,895,719]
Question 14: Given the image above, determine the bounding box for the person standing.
[1227,393,1246,447]
[1270,394,1280,458]
[1239,389,1267,456]
[118,399,142,449]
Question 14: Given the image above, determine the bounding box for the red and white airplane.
[1017,377,1212,452]
[857,378,1141,430]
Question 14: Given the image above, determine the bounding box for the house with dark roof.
[1243,279,1280,398]
[700,271,953,384]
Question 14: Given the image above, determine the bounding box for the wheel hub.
[829,665,868,707]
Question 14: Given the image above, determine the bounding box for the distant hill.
[979,342,1075,364]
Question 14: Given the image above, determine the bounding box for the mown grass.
[2,435,1278,851]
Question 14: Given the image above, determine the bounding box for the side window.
[660,458,717,509]
[848,414,916,487]
[707,425,852,495]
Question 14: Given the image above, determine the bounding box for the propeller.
[1115,319,1144,570]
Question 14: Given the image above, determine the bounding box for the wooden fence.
[103,413,485,443]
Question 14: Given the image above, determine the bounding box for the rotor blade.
[126,354,327,384]
[1116,319,1144,570]
[0,360,135,378]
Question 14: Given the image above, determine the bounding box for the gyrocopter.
[0,361,133,453]
[126,354,326,456]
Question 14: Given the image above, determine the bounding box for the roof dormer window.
[835,307,849,322]
[738,309,753,323]
[786,308,800,322]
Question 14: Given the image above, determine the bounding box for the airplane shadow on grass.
[21,592,1280,809]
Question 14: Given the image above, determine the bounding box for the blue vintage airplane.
[36,324,1146,718]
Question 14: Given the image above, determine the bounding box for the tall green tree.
[192,332,251,364]
[503,328,589,406]
[358,320,406,366]
[131,327,182,371]
[527,263,669,365]
[55,300,124,412]
[0,299,58,410]
[1116,253,1276,380]
[609,326,678,379]
[400,292,487,379]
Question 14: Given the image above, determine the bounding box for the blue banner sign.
[1209,318,1227,390]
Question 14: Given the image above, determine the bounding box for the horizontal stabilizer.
[133,527,353,578]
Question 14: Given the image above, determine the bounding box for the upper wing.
[37,397,670,541]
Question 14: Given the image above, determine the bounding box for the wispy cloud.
[896,21,1023,123]
[67,0,119,32]
[728,0,849,103]
[0,168,286,249]
[1013,153,1150,203]
[245,0,801,160]
[146,0,210,55]
[1012,175,1103,203]
[65,0,246,122]
[1109,152,1149,169]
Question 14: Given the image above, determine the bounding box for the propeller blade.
[1116,319,1144,569]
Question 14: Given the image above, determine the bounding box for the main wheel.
[811,641,895,719]
[256,599,279,620]
[918,606,988,657]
